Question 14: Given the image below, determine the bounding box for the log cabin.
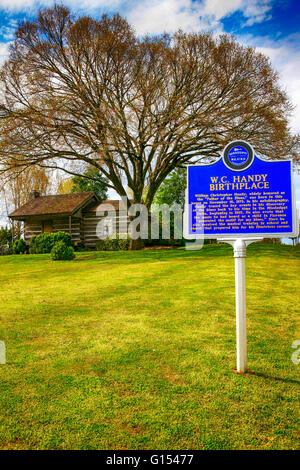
[9,191,129,247]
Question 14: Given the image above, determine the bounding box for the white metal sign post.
[234,240,247,373]
[185,140,299,373]
[219,238,262,373]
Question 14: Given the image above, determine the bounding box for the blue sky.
[0,0,299,227]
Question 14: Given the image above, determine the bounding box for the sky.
[0,0,299,231]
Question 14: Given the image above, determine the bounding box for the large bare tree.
[0,5,298,247]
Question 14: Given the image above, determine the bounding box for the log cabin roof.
[85,199,128,213]
[9,192,98,219]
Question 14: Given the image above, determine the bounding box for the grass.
[0,243,299,450]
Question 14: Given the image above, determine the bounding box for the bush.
[74,242,86,252]
[0,244,9,255]
[53,231,73,246]
[0,226,12,246]
[29,231,73,254]
[13,238,27,254]
[96,236,130,251]
[51,241,75,260]
[29,235,37,254]
[118,238,131,251]
[32,232,53,253]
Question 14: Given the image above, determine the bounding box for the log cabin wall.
[52,217,82,244]
[24,220,42,244]
[24,214,129,247]
[22,202,131,248]
[83,210,129,247]
[24,216,83,245]
[83,212,98,247]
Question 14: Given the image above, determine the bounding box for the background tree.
[0,164,50,238]
[0,5,298,248]
[71,166,108,200]
[152,167,186,246]
[57,166,108,200]
[0,226,11,246]
[154,167,186,209]
[57,178,73,194]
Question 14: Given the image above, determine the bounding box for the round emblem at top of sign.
[223,141,254,171]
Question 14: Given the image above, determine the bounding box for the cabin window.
[42,220,53,233]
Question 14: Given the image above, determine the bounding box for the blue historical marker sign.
[186,141,297,238]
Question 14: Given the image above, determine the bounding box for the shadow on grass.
[78,243,299,266]
[76,244,233,264]
[1,244,298,268]
[252,371,300,385]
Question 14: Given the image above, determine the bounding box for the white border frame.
[184,151,299,240]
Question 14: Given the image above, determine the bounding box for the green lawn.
[0,244,299,450]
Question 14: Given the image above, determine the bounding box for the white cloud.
[237,33,300,134]
[0,0,273,26]
[0,27,14,40]
[0,19,18,40]
[0,0,123,13]
[64,0,123,10]
[0,0,39,12]
[242,0,272,25]
[202,0,272,24]
[126,0,273,35]
[127,0,217,35]
[202,0,241,19]
[0,40,10,64]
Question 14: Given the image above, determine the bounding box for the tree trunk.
[127,199,147,251]
[129,238,144,250]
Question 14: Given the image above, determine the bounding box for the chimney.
[29,190,40,199]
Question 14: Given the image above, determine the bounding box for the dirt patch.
[123,424,144,436]
[74,255,97,261]
[161,365,187,386]
[3,438,30,450]
[143,246,175,250]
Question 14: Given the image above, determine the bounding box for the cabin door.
[42,220,53,233]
